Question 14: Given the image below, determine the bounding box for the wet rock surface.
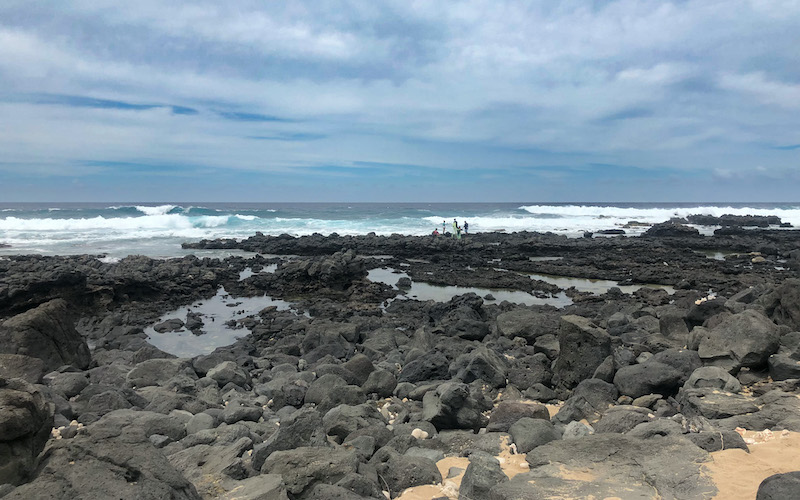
[1,229,799,498]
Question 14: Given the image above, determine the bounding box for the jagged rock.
[492,434,715,499]
[207,361,251,388]
[0,378,55,485]
[593,406,653,434]
[126,358,195,388]
[768,354,800,381]
[508,417,560,453]
[305,374,349,405]
[507,353,552,390]
[451,346,508,389]
[153,318,185,333]
[678,388,759,420]
[46,372,91,398]
[696,309,780,372]
[0,300,91,376]
[562,421,594,440]
[487,401,549,433]
[342,354,374,386]
[459,451,508,500]
[422,382,487,431]
[371,450,441,496]
[613,362,684,399]
[552,315,612,390]
[219,474,289,500]
[626,419,683,439]
[684,366,741,392]
[361,369,396,398]
[5,409,199,499]
[0,354,46,383]
[553,379,618,425]
[323,404,386,443]
[644,221,701,237]
[496,309,559,342]
[757,471,800,500]
[252,407,327,470]
[168,436,254,497]
[761,278,800,330]
[685,430,748,452]
[398,351,450,383]
[261,447,359,496]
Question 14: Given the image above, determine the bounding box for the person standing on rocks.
[464,221,469,234]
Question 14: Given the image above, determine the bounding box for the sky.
[0,0,798,202]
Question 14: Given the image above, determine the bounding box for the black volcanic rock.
[644,221,701,237]
[0,299,91,377]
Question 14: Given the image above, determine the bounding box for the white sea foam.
[519,205,800,226]
[2,203,798,258]
[0,214,230,232]
[134,205,178,216]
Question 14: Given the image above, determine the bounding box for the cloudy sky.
[0,0,798,202]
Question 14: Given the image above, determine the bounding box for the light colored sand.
[396,435,530,499]
[705,429,800,500]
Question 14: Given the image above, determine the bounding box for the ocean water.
[1,202,798,259]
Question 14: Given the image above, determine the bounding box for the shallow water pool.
[145,286,296,357]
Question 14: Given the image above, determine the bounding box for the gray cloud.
[0,0,798,200]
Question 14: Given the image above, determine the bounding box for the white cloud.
[719,72,800,109]
[0,0,799,186]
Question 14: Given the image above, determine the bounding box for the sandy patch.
[546,402,563,418]
[704,429,800,499]
[397,436,534,499]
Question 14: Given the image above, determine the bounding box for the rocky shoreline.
[2,224,800,499]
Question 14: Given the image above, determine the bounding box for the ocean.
[1,202,799,259]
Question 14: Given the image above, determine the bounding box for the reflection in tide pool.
[528,273,675,295]
[145,286,295,358]
[238,264,278,281]
[368,268,573,308]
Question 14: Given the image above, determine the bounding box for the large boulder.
[371,451,441,497]
[0,300,91,376]
[696,310,780,372]
[422,382,487,431]
[398,352,450,383]
[0,354,46,383]
[507,353,552,390]
[613,362,684,399]
[768,353,800,381]
[451,346,508,389]
[757,471,800,500]
[276,250,366,291]
[489,434,714,499]
[684,366,741,392]
[0,378,55,485]
[552,315,612,390]
[487,401,549,433]
[5,409,200,499]
[168,436,255,497]
[261,447,359,497]
[251,408,327,471]
[553,379,618,425]
[643,221,701,237]
[323,404,386,443]
[206,361,251,388]
[126,358,195,388]
[761,278,800,331]
[678,388,760,421]
[496,308,559,342]
[508,417,560,453]
[459,451,508,500]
